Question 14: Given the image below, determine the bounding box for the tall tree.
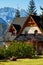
[40,6,43,25]
[40,6,43,11]
[27,0,37,15]
[15,9,20,17]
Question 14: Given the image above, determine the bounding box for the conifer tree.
[40,6,43,25]
[27,0,37,15]
[15,9,20,17]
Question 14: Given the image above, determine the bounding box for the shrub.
[0,48,6,59]
[6,41,35,58]
[0,41,35,59]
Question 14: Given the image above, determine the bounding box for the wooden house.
[7,17,27,35]
[6,15,43,52]
[8,15,43,35]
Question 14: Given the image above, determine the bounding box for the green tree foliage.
[5,41,35,58]
[0,47,6,59]
[0,41,35,59]
[40,6,43,26]
[27,0,37,15]
[40,6,43,11]
[15,9,20,17]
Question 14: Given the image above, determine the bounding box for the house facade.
[6,15,43,53]
[20,16,42,34]
[8,15,42,35]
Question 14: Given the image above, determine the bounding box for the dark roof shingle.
[12,17,27,27]
[15,34,43,42]
[31,15,43,30]
[13,24,21,33]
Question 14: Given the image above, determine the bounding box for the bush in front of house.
[0,41,35,59]
[5,41,35,58]
[0,47,6,59]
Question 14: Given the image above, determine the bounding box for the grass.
[0,57,43,65]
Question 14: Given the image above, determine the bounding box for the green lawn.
[0,58,43,65]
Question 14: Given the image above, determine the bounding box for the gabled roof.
[6,15,43,41]
[12,17,27,27]
[13,24,21,33]
[17,15,43,35]
[31,15,43,30]
[9,15,43,35]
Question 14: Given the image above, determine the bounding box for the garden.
[0,41,43,65]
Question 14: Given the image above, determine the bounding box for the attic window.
[34,30,38,35]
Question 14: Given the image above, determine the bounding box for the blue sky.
[0,0,43,14]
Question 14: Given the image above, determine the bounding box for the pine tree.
[15,9,20,17]
[40,6,43,26]
[40,6,43,11]
[27,0,37,15]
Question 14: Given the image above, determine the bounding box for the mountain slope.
[0,18,7,36]
[0,7,27,25]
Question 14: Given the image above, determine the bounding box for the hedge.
[0,41,35,59]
